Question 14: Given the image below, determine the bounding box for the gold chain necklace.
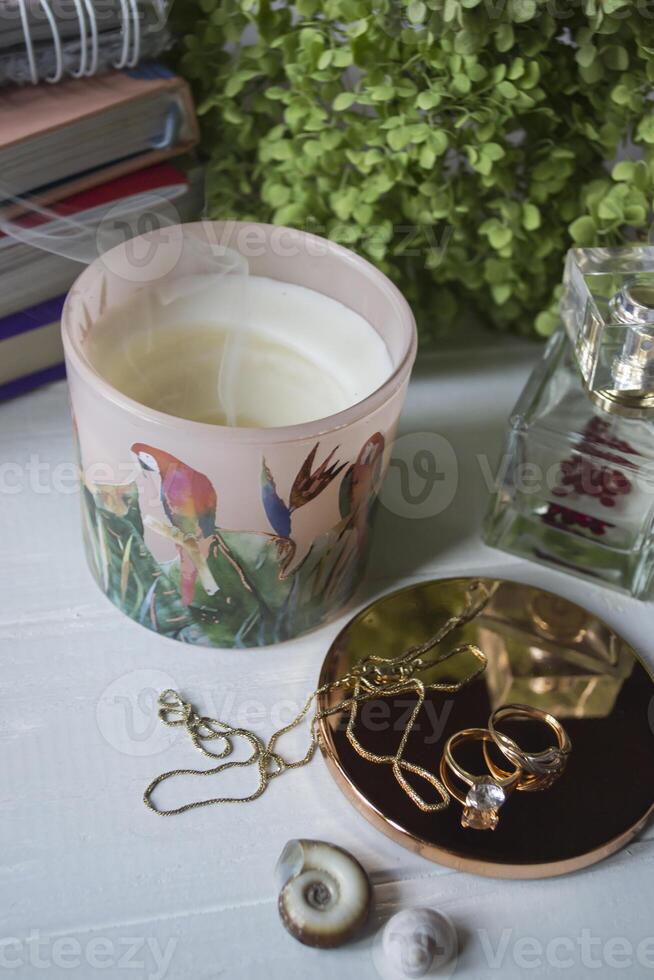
[143,582,491,816]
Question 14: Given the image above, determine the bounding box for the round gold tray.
[317,577,654,879]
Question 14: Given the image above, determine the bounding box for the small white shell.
[276,839,371,948]
[377,908,457,978]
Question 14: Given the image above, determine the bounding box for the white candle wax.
[87,274,393,427]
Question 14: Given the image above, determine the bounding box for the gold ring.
[486,703,571,791]
[441,727,522,831]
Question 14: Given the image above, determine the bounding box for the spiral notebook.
[0,0,171,85]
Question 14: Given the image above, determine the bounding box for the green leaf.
[273,203,307,225]
[603,44,629,71]
[360,173,394,201]
[353,202,374,224]
[476,120,495,141]
[321,129,343,150]
[304,139,323,158]
[484,258,507,284]
[369,83,396,101]
[408,0,426,23]
[387,126,411,150]
[284,102,307,128]
[333,49,353,67]
[452,73,472,95]
[364,148,384,166]
[495,24,514,52]
[348,19,368,38]
[224,70,259,97]
[419,145,436,169]
[483,142,505,161]
[264,184,291,207]
[407,122,430,144]
[579,59,603,84]
[569,215,596,244]
[489,227,512,250]
[491,282,511,304]
[597,193,624,221]
[482,220,512,249]
[299,27,323,54]
[511,0,536,23]
[333,92,356,110]
[497,80,518,99]
[521,61,540,89]
[535,311,559,336]
[636,115,654,144]
[576,45,596,69]
[267,140,293,161]
[611,84,631,105]
[304,108,328,131]
[329,187,359,219]
[430,131,449,156]
[611,160,635,182]
[416,90,441,110]
[522,203,541,230]
[624,204,647,225]
[454,30,480,55]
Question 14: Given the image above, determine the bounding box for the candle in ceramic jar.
[86,274,392,427]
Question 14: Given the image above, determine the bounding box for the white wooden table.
[1,342,653,979]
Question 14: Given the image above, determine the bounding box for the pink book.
[0,66,199,208]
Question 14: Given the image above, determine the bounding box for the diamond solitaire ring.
[440,728,522,831]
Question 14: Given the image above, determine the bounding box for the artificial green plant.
[172,0,654,339]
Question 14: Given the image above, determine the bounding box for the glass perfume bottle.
[485,246,654,598]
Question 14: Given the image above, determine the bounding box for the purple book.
[0,293,66,401]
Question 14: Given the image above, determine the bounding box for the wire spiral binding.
[36,0,64,82]
[12,0,167,84]
[111,0,148,71]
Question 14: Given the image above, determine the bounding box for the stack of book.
[0,0,201,400]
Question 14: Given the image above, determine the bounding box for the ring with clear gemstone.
[440,728,522,831]
[462,777,507,831]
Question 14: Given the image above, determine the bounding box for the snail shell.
[276,839,372,948]
[380,908,457,978]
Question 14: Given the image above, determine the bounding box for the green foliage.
[171,0,654,339]
[81,484,192,637]
[81,479,366,647]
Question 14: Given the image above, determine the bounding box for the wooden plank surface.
[1,343,652,979]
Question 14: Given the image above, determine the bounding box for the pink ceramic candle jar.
[62,222,416,648]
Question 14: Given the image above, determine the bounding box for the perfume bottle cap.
[562,246,654,418]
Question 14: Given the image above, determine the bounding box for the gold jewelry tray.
[318,577,654,879]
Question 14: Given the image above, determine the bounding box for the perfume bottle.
[485,246,654,598]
